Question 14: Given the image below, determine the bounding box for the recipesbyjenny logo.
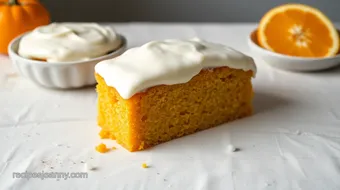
[12,171,88,180]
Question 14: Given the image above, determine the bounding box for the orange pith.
[258,3,339,58]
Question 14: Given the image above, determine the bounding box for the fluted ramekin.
[8,33,127,89]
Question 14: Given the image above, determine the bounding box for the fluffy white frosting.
[95,38,256,99]
[18,23,122,62]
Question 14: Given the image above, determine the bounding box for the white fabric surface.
[0,23,340,190]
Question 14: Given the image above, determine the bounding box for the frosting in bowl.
[95,38,257,99]
[18,23,122,63]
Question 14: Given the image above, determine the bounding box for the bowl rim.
[248,28,340,61]
[8,31,127,66]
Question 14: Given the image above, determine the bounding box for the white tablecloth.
[1,23,340,190]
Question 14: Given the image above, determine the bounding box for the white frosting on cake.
[95,38,256,99]
[18,23,122,63]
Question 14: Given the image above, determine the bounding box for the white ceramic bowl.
[8,33,127,89]
[248,29,340,71]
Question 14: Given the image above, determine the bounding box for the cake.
[95,38,256,152]
[18,23,122,62]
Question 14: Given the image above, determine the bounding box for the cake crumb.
[99,130,110,139]
[95,143,109,153]
[84,163,97,171]
[142,163,148,168]
[227,144,238,153]
[54,143,62,147]
[111,146,117,150]
[109,134,116,140]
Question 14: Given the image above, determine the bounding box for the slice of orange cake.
[94,38,257,152]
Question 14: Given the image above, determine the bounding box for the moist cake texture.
[95,38,256,151]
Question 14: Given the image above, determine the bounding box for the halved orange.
[258,3,339,58]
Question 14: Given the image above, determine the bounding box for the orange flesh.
[258,4,339,58]
[263,9,333,57]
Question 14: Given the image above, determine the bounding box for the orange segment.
[258,3,339,58]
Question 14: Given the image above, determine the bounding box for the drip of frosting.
[95,38,257,99]
[18,23,122,62]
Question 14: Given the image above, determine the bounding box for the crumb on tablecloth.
[95,143,109,153]
[227,144,238,153]
[84,163,97,171]
[142,163,148,168]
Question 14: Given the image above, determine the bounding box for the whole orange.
[0,0,50,54]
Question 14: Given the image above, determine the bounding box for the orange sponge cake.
[95,38,256,152]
